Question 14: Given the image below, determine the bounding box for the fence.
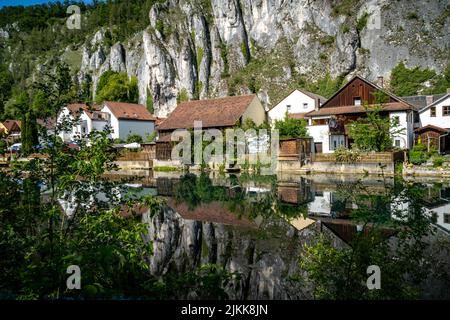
[118,149,155,161]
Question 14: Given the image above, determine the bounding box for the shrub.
[409,144,428,165]
[432,156,444,168]
[126,134,143,143]
[334,146,361,163]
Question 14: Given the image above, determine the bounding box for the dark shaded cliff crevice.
[242,241,255,300]
[235,0,251,64]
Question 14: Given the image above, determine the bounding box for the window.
[286,105,291,112]
[303,103,308,109]
[395,139,401,148]
[312,119,328,125]
[443,106,450,116]
[353,97,362,106]
[393,116,400,123]
[444,214,450,224]
[430,107,436,117]
[330,135,346,151]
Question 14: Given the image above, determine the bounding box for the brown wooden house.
[304,75,416,153]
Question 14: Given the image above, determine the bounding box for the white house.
[415,90,450,153]
[418,91,450,128]
[304,76,416,153]
[100,101,156,141]
[57,104,109,142]
[268,89,326,124]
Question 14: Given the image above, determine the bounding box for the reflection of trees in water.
[173,173,308,222]
[299,176,450,299]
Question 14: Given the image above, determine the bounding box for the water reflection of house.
[166,198,258,229]
[277,178,313,205]
[421,185,450,233]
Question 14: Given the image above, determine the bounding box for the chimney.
[377,76,384,88]
[447,88,450,93]
[426,95,433,106]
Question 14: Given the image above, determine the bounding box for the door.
[315,142,323,154]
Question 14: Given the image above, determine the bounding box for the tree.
[298,179,442,299]
[390,61,444,96]
[95,72,138,104]
[274,112,309,139]
[0,64,14,118]
[348,105,404,152]
[21,111,39,155]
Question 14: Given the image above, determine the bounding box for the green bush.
[126,134,143,143]
[334,146,361,163]
[409,144,428,165]
[432,156,444,168]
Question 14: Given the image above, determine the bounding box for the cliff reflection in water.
[117,172,450,299]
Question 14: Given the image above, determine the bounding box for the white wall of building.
[389,111,413,149]
[419,95,450,129]
[306,124,331,153]
[308,191,332,215]
[268,90,317,124]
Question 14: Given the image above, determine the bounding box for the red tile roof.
[2,120,21,132]
[305,102,412,117]
[103,101,156,121]
[157,94,257,130]
[66,103,87,115]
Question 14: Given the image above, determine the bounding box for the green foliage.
[241,42,250,61]
[334,146,361,163]
[319,35,335,46]
[319,53,328,61]
[146,88,154,114]
[305,73,346,99]
[298,180,439,299]
[331,0,361,17]
[177,88,189,103]
[348,105,404,152]
[406,12,419,20]
[219,42,229,78]
[0,139,7,155]
[275,113,309,139]
[0,64,14,117]
[340,24,350,34]
[126,134,144,143]
[432,156,445,168]
[408,143,429,165]
[356,11,370,32]
[153,165,179,172]
[390,61,449,96]
[146,131,157,142]
[21,112,39,156]
[95,72,139,104]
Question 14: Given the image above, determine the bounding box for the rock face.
[78,0,450,117]
[142,206,345,299]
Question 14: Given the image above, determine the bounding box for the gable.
[321,76,399,109]
[270,90,316,113]
[419,94,450,114]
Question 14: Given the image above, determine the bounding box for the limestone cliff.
[77,0,450,116]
